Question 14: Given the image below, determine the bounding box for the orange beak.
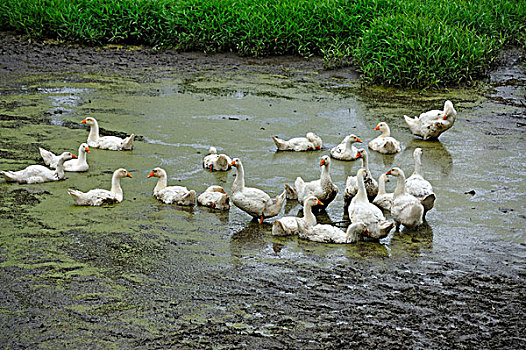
[365,230,370,237]
[80,119,87,124]
[126,172,132,178]
[209,164,213,171]
[317,146,321,150]
[386,170,392,175]
[317,200,324,206]
[211,202,215,208]
[356,137,363,143]
[147,171,154,178]
[85,146,90,153]
[320,159,326,166]
[355,153,361,159]
[374,126,380,131]
[259,216,265,224]
[230,161,236,166]
[71,154,77,159]
[221,189,227,194]
[443,114,448,120]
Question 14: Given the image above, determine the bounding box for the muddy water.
[0,56,525,348]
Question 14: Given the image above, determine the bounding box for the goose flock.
[1,100,457,245]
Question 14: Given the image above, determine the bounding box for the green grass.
[0,0,524,88]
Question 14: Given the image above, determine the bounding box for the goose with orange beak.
[202,146,232,172]
[1,152,76,184]
[80,117,135,150]
[386,167,424,230]
[197,185,230,210]
[147,167,196,206]
[67,168,131,206]
[272,132,322,152]
[330,134,363,160]
[298,196,369,244]
[39,143,91,172]
[368,122,401,154]
[230,158,286,223]
[403,100,457,140]
[291,155,338,210]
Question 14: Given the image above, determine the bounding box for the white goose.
[272,215,303,236]
[298,196,368,244]
[197,185,230,210]
[202,146,232,171]
[80,117,135,150]
[404,100,457,140]
[348,169,393,240]
[230,158,286,223]
[39,143,90,172]
[67,168,132,206]
[272,132,322,151]
[368,122,401,154]
[372,173,393,211]
[386,167,424,230]
[405,148,436,214]
[148,167,196,206]
[1,152,76,184]
[344,149,378,206]
[330,134,363,160]
[290,155,338,210]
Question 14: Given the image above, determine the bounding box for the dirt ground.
[0,31,525,349]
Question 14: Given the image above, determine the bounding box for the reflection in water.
[368,150,397,170]
[229,222,273,265]
[404,139,453,177]
[389,221,434,257]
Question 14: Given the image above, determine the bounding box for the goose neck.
[377,177,386,195]
[355,173,368,202]
[87,121,99,142]
[303,203,317,227]
[413,153,422,176]
[154,175,168,193]
[394,173,406,196]
[111,173,124,200]
[232,162,245,192]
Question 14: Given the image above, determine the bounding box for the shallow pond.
[0,53,525,348]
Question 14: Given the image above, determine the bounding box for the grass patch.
[354,14,499,88]
[0,0,524,88]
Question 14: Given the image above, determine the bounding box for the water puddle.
[0,54,525,347]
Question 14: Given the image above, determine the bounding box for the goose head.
[443,100,456,120]
[230,158,241,167]
[80,117,97,126]
[116,168,132,178]
[307,132,322,149]
[348,134,363,143]
[81,143,90,153]
[147,167,166,179]
[304,195,323,207]
[386,167,404,177]
[355,148,367,160]
[206,185,227,194]
[208,146,218,155]
[319,155,330,167]
[347,222,369,237]
[378,173,390,184]
[413,147,423,159]
[374,122,389,133]
[59,152,77,160]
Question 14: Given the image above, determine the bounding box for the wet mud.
[0,31,525,349]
